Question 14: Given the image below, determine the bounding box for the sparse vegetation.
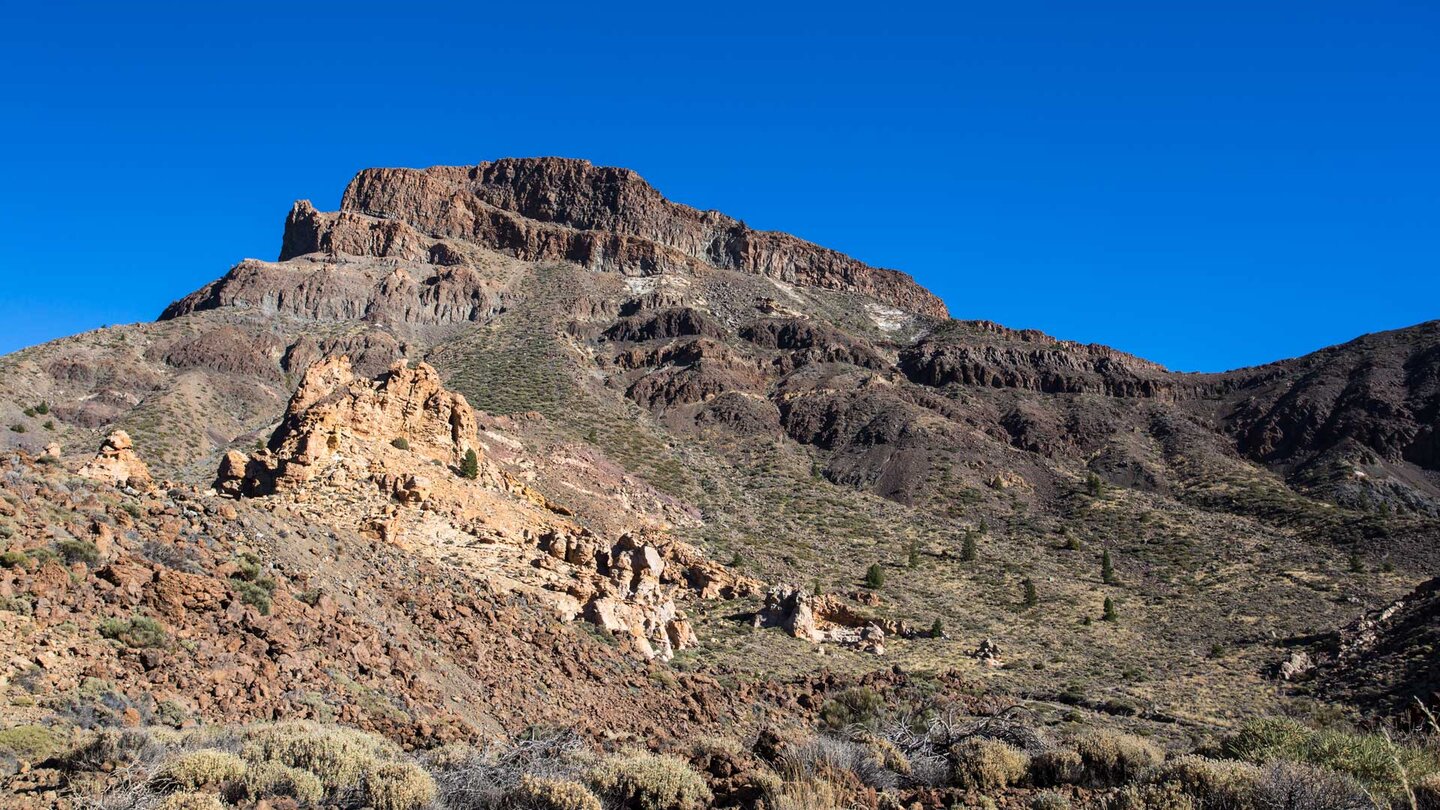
[98,615,169,648]
[587,751,710,810]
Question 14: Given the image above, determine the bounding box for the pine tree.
[1086,472,1104,497]
[1348,551,1365,574]
[460,448,479,480]
[1022,578,1038,607]
[864,563,885,589]
[1101,549,1117,585]
[813,579,823,596]
[960,530,978,562]
[1103,596,1118,622]
[930,618,944,638]
[907,540,920,569]
[978,518,990,535]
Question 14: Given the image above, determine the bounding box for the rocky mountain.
[2,158,1438,808]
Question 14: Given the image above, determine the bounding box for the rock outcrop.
[752,586,905,654]
[212,356,747,660]
[77,430,154,491]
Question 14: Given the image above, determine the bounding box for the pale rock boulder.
[78,430,154,491]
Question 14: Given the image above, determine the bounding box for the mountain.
[2,158,1438,808]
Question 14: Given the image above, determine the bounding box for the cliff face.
[295,158,950,319]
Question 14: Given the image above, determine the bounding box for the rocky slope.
[2,157,1438,788]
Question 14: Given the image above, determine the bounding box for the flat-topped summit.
[280,157,949,319]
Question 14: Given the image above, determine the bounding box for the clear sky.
[2,2,1436,371]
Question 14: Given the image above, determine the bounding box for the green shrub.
[98,615,169,648]
[0,550,29,569]
[241,761,324,804]
[56,539,101,566]
[33,403,49,415]
[1221,716,1436,795]
[948,737,1030,790]
[0,724,65,762]
[507,774,603,810]
[231,579,272,615]
[960,530,977,561]
[820,687,885,729]
[1103,597,1119,622]
[587,750,711,810]
[460,448,480,479]
[863,564,884,589]
[390,437,410,450]
[1022,578,1039,607]
[1074,730,1163,786]
[150,749,247,791]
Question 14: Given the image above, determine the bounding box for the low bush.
[0,550,29,569]
[1252,760,1372,810]
[587,750,711,810]
[241,721,397,791]
[1030,747,1085,786]
[149,749,247,791]
[241,761,325,804]
[364,760,438,810]
[1221,716,1437,796]
[820,687,885,730]
[0,724,65,762]
[506,773,603,810]
[1073,730,1163,786]
[159,793,224,810]
[98,615,169,648]
[231,579,273,615]
[1145,755,1260,809]
[948,737,1030,790]
[391,437,411,450]
[56,539,101,566]
[1110,782,1196,810]
[1031,791,1072,810]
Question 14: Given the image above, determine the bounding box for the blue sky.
[2,2,1436,371]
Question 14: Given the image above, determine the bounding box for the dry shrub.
[364,760,438,810]
[1031,748,1085,786]
[1417,773,1440,810]
[587,750,712,810]
[506,774,603,810]
[158,793,225,810]
[240,721,396,790]
[1146,754,1260,808]
[1074,730,1163,786]
[149,749,246,792]
[783,733,898,791]
[240,760,325,804]
[1031,790,1073,810]
[1252,760,1372,810]
[1110,782,1196,810]
[764,774,846,810]
[426,729,588,810]
[948,737,1030,790]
